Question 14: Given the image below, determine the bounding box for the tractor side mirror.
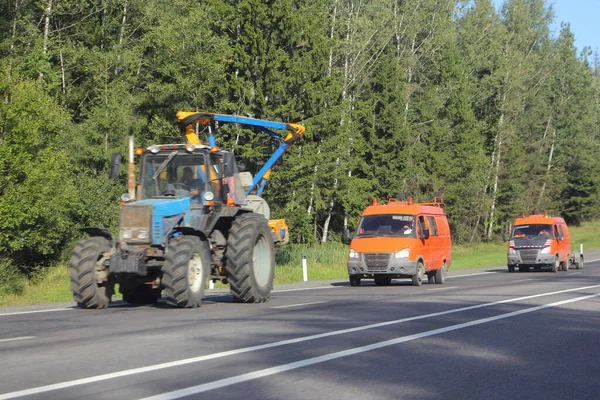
[223,152,236,177]
[342,228,353,245]
[109,153,121,180]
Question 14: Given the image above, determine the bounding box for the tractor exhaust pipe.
[128,134,136,201]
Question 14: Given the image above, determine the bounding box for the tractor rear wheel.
[162,236,209,308]
[70,237,113,309]
[226,213,275,303]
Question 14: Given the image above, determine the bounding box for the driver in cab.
[180,166,201,197]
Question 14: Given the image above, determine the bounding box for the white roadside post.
[302,256,308,282]
[209,280,215,290]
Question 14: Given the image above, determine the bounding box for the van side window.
[417,216,426,234]
[556,224,563,238]
[427,216,439,236]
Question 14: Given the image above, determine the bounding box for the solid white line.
[272,286,342,293]
[141,293,600,399]
[446,271,496,279]
[271,301,327,309]
[0,308,71,317]
[1,284,598,400]
[427,286,458,291]
[0,336,35,343]
[511,279,534,283]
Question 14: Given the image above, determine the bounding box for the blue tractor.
[69,112,304,308]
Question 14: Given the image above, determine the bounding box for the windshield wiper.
[152,151,178,195]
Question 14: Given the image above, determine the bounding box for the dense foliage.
[1,0,599,269]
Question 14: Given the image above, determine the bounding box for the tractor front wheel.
[226,213,275,303]
[162,236,210,308]
[70,237,113,309]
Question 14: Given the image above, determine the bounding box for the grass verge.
[2,220,599,307]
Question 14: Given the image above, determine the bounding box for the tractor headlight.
[204,191,215,201]
[121,228,132,239]
[509,248,516,255]
[395,248,410,259]
[349,249,359,260]
[540,246,551,254]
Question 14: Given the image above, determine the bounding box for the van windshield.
[512,224,553,239]
[356,214,415,238]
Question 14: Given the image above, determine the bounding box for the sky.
[494,0,600,54]
[549,0,600,53]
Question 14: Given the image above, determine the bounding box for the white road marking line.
[446,271,497,279]
[511,279,534,283]
[427,286,458,291]
[0,336,35,343]
[271,301,327,309]
[0,308,72,317]
[1,283,598,400]
[141,293,600,399]
[273,286,342,293]
[569,272,582,275]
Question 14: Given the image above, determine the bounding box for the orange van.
[342,195,452,286]
[506,213,571,272]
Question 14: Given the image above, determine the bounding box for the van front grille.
[364,253,390,270]
[519,249,539,263]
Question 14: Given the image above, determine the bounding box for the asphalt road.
[1,258,599,400]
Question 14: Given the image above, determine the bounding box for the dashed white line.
[427,286,458,291]
[140,293,600,399]
[0,336,35,343]
[0,308,72,317]
[511,279,534,283]
[271,301,327,309]
[1,284,598,400]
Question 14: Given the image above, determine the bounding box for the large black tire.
[374,277,392,286]
[226,213,275,303]
[434,263,446,284]
[412,261,425,286]
[349,275,361,286]
[120,283,161,305]
[70,237,113,309]
[162,236,210,308]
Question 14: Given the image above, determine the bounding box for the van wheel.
[434,264,446,284]
[412,262,424,286]
[374,277,392,286]
[551,257,559,273]
[508,265,515,273]
[349,275,361,286]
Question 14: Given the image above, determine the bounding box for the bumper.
[348,256,417,277]
[507,252,555,266]
[109,248,148,275]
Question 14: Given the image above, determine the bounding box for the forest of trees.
[1,0,599,270]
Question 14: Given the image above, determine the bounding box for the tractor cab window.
[356,214,415,237]
[141,152,206,199]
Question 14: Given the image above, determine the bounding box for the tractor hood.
[128,198,191,245]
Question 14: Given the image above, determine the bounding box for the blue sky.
[495,0,600,54]
[549,0,600,53]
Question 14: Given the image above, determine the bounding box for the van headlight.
[349,249,359,260]
[509,248,516,255]
[540,246,551,254]
[395,248,410,259]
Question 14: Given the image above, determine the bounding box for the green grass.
[2,220,599,307]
